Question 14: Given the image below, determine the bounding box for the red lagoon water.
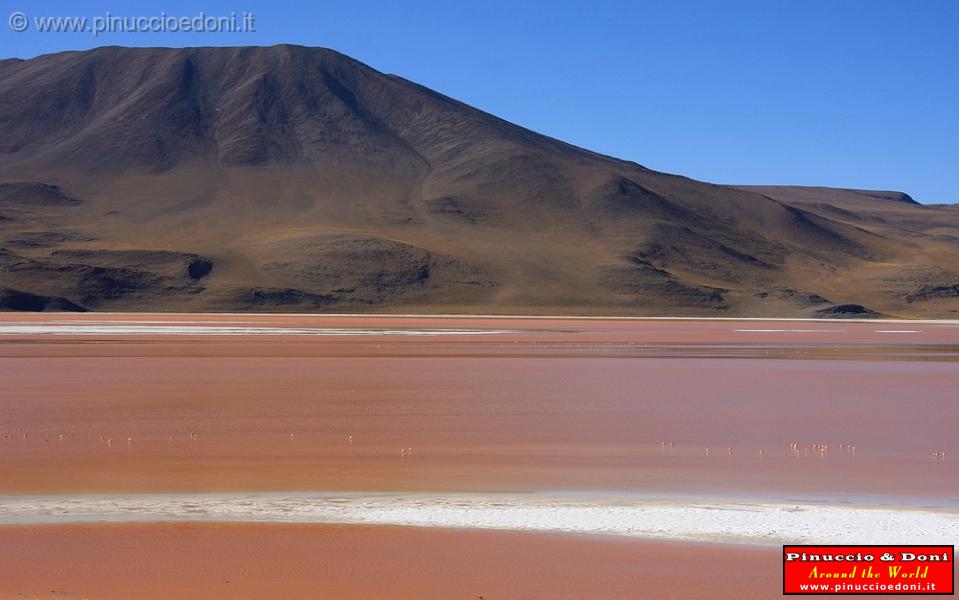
[0,314,956,502]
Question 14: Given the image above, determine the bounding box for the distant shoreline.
[3,311,958,324]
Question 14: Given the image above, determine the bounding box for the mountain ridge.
[0,45,956,317]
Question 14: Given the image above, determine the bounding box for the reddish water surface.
[0,523,782,600]
[0,314,956,502]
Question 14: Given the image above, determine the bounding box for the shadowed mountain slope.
[0,45,956,316]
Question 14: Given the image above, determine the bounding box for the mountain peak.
[0,46,955,317]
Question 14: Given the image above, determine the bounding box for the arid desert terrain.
[2,46,958,318]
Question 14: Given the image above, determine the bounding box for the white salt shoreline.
[1,492,955,546]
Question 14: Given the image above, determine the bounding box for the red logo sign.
[784,545,954,595]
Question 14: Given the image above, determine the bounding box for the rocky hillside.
[0,46,956,317]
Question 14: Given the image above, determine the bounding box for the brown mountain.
[0,45,956,317]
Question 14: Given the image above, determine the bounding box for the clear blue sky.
[2,0,957,203]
